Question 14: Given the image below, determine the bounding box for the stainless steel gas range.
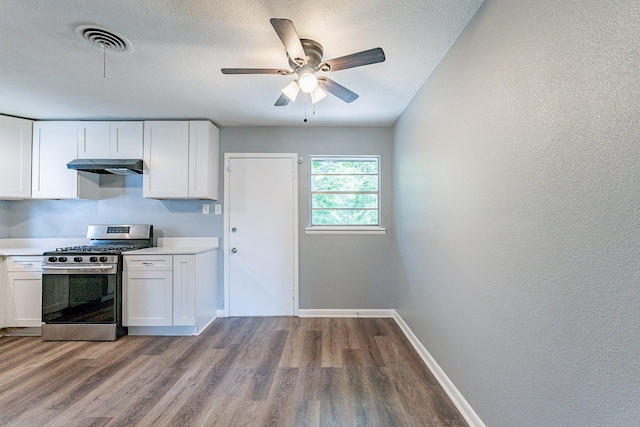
[41,224,153,341]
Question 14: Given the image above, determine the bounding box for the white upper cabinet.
[77,121,143,159]
[111,122,143,159]
[188,121,219,199]
[0,115,33,199]
[32,121,99,199]
[143,120,219,200]
[77,122,110,158]
[143,121,189,199]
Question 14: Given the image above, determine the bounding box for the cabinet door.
[77,122,111,159]
[143,121,189,198]
[0,258,4,328]
[6,272,42,327]
[32,121,99,199]
[0,115,32,199]
[111,122,143,159]
[123,270,173,326]
[173,255,195,326]
[188,121,218,199]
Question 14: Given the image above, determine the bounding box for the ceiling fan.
[221,18,385,106]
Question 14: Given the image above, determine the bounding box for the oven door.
[42,265,118,324]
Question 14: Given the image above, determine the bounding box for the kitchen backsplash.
[4,175,221,238]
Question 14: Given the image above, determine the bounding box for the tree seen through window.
[310,156,379,226]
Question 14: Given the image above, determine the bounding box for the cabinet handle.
[21,263,33,267]
[142,262,154,266]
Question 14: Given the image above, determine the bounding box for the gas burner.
[52,244,150,254]
[43,225,154,258]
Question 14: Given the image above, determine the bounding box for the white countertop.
[125,237,219,255]
[0,238,89,257]
[0,247,49,256]
[126,246,217,255]
[0,237,219,257]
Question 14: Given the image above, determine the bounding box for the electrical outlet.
[214,204,222,215]
[202,204,210,214]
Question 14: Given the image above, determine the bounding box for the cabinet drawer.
[124,255,172,271]
[6,256,43,272]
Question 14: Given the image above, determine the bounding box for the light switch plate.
[202,204,210,214]
[214,204,222,215]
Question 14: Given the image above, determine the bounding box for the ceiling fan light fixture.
[223,19,386,107]
[298,72,318,93]
[282,80,300,102]
[310,87,327,104]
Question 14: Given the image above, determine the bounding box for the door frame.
[223,153,299,317]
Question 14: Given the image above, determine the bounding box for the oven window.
[42,274,116,323]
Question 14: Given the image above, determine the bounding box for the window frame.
[306,155,386,235]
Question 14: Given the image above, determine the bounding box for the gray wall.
[392,1,640,426]
[221,126,393,310]
[5,126,393,311]
[0,201,8,237]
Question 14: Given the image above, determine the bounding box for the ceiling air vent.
[75,25,132,53]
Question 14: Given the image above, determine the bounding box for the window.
[310,156,380,227]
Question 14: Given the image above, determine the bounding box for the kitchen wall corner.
[0,201,9,238]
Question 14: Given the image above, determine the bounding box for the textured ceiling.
[0,0,483,126]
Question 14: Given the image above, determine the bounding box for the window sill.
[305,226,386,235]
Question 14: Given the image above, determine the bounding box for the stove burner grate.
[53,244,150,254]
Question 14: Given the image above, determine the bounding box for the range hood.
[67,159,144,175]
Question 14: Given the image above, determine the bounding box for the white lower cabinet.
[173,255,196,326]
[123,251,216,334]
[4,256,42,327]
[123,269,173,326]
[123,255,173,326]
[0,258,4,328]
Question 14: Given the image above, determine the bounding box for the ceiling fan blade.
[270,18,307,66]
[221,68,290,75]
[317,77,359,103]
[275,93,290,106]
[319,47,385,72]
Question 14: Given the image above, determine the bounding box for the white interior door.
[224,153,298,316]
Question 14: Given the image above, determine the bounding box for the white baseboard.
[392,311,485,427]
[298,309,395,318]
[214,309,393,318]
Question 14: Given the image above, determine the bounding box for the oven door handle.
[42,265,116,272]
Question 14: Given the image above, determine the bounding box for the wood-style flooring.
[0,317,468,426]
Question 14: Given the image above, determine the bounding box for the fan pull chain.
[102,43,106,78]
[304,98,308,123]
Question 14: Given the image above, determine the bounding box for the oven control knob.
[90,256,98,262]
[99,256,108,262]
[48,256,57,262]
[58,257,67,262]
[74,257,83,262]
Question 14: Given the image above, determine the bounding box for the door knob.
[231,247,238,254]
[231,227,237,233]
